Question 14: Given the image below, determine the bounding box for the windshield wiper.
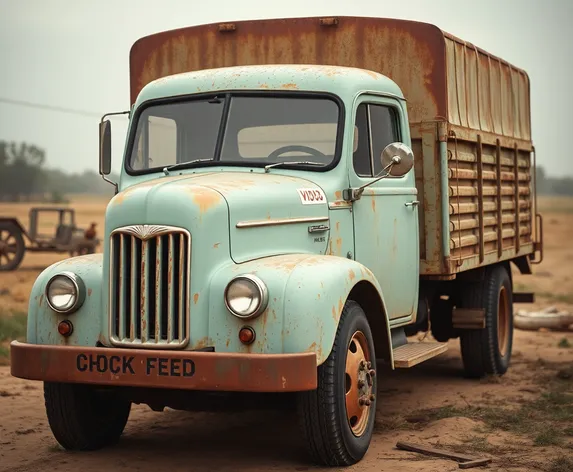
[163,159,213,175]
[264,161,324,173]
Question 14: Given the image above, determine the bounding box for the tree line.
[0,140,118,202]
[0,139,571,202]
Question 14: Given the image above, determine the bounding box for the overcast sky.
[1,0,572,177]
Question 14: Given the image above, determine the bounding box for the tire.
[0,221,25,271]
[297,300,377,466]
[429,295,456,342]
[44,382,131,450]
[459,265,513,378]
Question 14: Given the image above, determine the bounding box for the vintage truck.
[10,16,542,466]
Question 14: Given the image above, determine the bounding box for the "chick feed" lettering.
[297,188,327,205]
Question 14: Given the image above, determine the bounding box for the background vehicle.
[10,16,542,466]
[0,207,99,271]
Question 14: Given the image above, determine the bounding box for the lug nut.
[365,399,371,406]
[359,397,366,406]
[369,369,376,377]
[369,394,375,401]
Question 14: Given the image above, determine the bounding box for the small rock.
[0,288,10,296]
[15,428,36,435]
[405,414,431,424]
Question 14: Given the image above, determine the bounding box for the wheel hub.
[345,331,376,436]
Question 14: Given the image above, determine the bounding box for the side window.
[370,105,399,175]
[352,104,371,177]
[352,102,400,178]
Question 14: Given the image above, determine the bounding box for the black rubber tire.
[459,265,513,378]
[0,221,25,271]
[296,300,377,466]
[44,382,131,450]
[429,295,456,342]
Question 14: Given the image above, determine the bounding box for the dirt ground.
[0,195,572,472]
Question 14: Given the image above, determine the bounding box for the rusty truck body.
[11,16,542,466]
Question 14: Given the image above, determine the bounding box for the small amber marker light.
[58,320,73,337]
[238,326,255,345]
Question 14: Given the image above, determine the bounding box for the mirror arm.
[102,174,118,195]
[343,157,400,202]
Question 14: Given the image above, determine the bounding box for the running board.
[393,342,448,368]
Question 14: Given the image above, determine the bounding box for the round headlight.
[224,274,268,319]
[45,272,86,314]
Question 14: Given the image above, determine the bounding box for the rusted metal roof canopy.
[130,16,532,144]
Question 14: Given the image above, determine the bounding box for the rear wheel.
[459,265,513,378]
[44,382,131,450]
[0,221,25,271]
[297,300,377,466]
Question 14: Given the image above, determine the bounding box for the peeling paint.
[190,186,224,214]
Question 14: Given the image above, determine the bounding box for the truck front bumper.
[9,341,317,392]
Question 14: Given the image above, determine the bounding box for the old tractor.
[0,207,100,271]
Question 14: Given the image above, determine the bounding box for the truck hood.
[109,171,330,263]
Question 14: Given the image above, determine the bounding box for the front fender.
[26,254,104,346]
[208,254,390,365]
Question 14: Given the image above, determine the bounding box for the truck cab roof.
[135,64,406,107]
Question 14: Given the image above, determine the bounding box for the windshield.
[127,94,341,173]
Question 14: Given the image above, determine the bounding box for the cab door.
[349,95,419,321]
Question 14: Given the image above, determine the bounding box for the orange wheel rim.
[497,286,510,355]
[345,330,375,437]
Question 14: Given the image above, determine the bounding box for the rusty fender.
[25,253,104,346]
[209,253,392,365]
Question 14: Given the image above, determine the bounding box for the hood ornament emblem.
[119,224,175,240]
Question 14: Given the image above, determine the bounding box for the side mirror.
[99,120,112,176]
[380,142,414,177]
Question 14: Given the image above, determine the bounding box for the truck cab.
[11,16,541,467]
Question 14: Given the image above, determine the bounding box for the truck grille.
[109,225,190,348]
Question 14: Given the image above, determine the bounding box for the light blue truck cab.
[11,16,541,467]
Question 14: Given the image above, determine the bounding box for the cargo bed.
[129,15,542,277]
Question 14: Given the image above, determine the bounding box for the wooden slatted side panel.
[447,136,532,264]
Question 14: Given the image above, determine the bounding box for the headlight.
[224,274,268,319]
[45,272,86,314]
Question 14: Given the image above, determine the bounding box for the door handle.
[404,200,420,207]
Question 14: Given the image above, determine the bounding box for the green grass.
[0,310,27,364]
[558,338,572,349]
[0,311,27,342]
[534,428,564,446]
[548,456,573,472]
[419,382,573,447]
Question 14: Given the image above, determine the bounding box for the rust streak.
[190,187,223,214]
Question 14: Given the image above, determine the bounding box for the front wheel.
[44,382,131,450]
[297,300,377,466]
[459,264,513,378]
